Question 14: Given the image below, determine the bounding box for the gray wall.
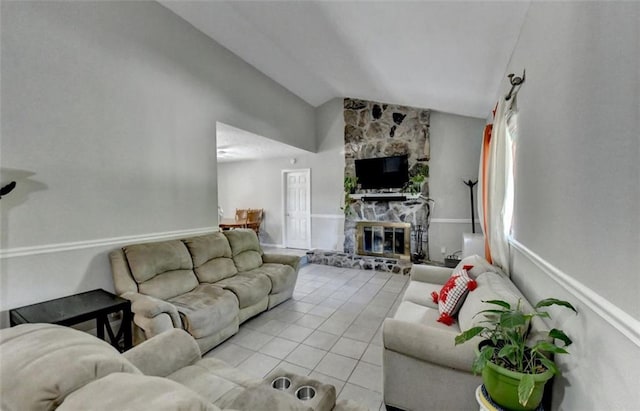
[218,98,345,250]
[0,1,314,319]
[428,111,484,261]
[501,2,639,409]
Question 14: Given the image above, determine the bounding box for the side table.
[9,289,132,352]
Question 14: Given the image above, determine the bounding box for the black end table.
[9,289,132,352]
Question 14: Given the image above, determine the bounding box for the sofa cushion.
[168,284,240,339]
[234,250,264,272]
[458,271,535,333]
[125,240,194,282]
[216,273,271,308]
[224,229,264,271]
[454,255,505,279]
[385,302,478,371]
[402,280,440,309]
[0,324,140,411]
[183,233,238,283]
[393,300,456,330]
[58,373,219,411]
[245,263,296,294]
[124,240,198,300]
[137,270,200,301]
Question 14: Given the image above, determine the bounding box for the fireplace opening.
[356,221,411,260]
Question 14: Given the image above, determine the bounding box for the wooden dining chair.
[235,209,248,228]
[246,209,263,234]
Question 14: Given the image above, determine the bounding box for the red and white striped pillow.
[431,265,478,325]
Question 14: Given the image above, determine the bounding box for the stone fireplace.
[357,221,411,260]
[343,98,432,262]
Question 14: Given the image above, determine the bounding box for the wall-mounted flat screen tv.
[355,154,409,190]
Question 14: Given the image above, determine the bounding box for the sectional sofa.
[110,229,300,353]
[0,323,366,411]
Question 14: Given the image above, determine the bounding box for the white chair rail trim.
[431,218,474,224]
[510,238,640,347]
[309,216,480,224]
[310,214,344,219]
[0,227,218,259]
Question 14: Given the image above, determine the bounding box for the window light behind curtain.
[478,98,517,276]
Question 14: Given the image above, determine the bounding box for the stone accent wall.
[343,98,432,260]
[344,98,430,196]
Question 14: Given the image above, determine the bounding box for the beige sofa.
[110,229,300,353]
[382,256,549,411]
[0,323,366,411]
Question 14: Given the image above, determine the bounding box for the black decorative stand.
[463,179,478,233]
[411,224,427,263]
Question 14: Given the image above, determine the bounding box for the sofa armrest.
[122,292,182,330]
[410,264,452,285]
[109,249,139,295]
[262,253,301,270]
[383,318,480,372]
[123,329,201,377]
[58,373,222,411]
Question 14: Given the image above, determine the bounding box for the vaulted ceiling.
[161,1,530,119]
[160,1,531,161]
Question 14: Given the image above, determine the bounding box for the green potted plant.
[404,164,428,195]
[404,174,425,194]
[341,175,358,215]
[455,298,577,410]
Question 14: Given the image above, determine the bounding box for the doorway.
[282,169,311,249]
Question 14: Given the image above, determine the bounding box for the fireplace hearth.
[306,250,413,275]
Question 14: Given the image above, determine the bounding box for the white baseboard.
[260,242,285,248]
[510,238,640,347]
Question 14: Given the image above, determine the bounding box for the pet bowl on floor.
[271,376,291,391]
[295,386,316,401]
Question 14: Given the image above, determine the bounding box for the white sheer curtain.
[478,98,517,275]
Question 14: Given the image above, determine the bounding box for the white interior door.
[283,169,311,249]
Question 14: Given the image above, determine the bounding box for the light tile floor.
[203,263,409,411]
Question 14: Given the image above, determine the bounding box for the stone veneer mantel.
[349,193,421,200]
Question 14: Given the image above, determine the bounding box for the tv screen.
[355,155,409,189]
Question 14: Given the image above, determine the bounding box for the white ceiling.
[216,122,311,163]
[161,0,531,160]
